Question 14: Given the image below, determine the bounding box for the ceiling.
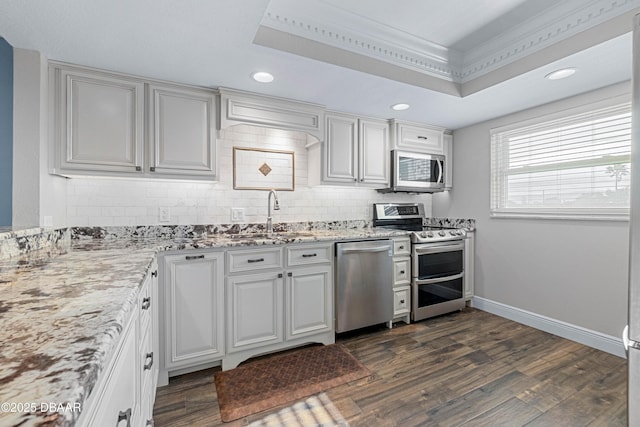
[0,0,638,129]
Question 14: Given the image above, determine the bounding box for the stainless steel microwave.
[384,150,445,193]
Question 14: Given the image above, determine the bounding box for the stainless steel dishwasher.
[335,239,393,333]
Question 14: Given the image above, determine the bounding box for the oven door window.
[416,249,463,280]
[417,276,463,307]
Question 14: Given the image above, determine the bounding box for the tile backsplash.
[66,125,432,226]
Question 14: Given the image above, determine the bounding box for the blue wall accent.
[0,38,12,226]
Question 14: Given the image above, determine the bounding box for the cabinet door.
[443,133,453,190]
[394,122,444,154]
[85,315,138,427]
[148,85,216,178]
[324,113,358,182]
[359,118,389,185]
[163,252,224,369]
[56,68,144,174]
[227,272,283,353]
[286,266,333,340]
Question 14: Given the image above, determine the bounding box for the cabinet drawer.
[393,286,411,316]
[393,258,411,286]
[393,238,410,256]
[227,247,283,273]
[286,244,332,266]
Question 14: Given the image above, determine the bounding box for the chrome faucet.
[266,189,280,233]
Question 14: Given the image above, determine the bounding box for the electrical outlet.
[231,208,245,222]
[159,207,171,222]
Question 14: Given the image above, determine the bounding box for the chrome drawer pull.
[117,408,132,427]
[141,297,151,310]
[302,253,317,258]
[185,255,205,260]
[247,258,264,263]
[417,135,428,140]
[144,352,154,370]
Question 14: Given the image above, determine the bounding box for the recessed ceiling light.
[545,68,577,80]
[391,103,410,111]
[251,71,274,83]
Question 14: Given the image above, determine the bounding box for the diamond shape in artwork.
[259,163,272,176]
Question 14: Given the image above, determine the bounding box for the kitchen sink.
[221,232,315,240]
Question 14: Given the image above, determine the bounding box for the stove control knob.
[450,231,457,236]
[438,231,446,237]
[427,232,434,238]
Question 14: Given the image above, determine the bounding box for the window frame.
[490,96,631,221]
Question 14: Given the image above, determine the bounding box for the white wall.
[12,48,67,228]
[66,124,432,226]
[433,82,631,338]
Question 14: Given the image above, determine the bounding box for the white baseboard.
[472,296,626,358]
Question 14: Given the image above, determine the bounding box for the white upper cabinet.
[51,66,145,175]
[50,63,218,180]
[219,88,324,140]
[318,112,389,186]
[443,133,453,190]
[324,113,358,182]
[391,119,445,154]
[147,84,216,178]
[359,118,390,184]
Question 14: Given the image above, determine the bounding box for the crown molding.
[260,0,460,82]
[460,0,640,82]
[258,0,640,88]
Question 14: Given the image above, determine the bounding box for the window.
[491,101,631,220]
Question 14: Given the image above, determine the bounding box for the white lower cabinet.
[79,265,159,427]
[161,252,225,374]
[464,231,475,301]
[222,243,334,370]
[158,243,334,373]
[389,236,411,326]
[84,313,138,427]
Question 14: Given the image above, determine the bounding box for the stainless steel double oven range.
[373,202,466,321]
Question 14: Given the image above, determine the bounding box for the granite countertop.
[0,228,409,427]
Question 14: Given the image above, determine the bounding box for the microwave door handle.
[437,160,444,184]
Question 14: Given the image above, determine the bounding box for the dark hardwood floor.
[153,308,628,426]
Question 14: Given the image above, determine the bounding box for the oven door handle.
[415,273,464,285]
[413,242,464,254]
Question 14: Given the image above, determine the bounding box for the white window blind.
[491,102,631,220]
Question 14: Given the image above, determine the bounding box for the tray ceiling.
[0,0,638,129]
[255,0,639,95]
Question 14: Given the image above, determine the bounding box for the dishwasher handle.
[339,245,390,254]
[337,241,393,257]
